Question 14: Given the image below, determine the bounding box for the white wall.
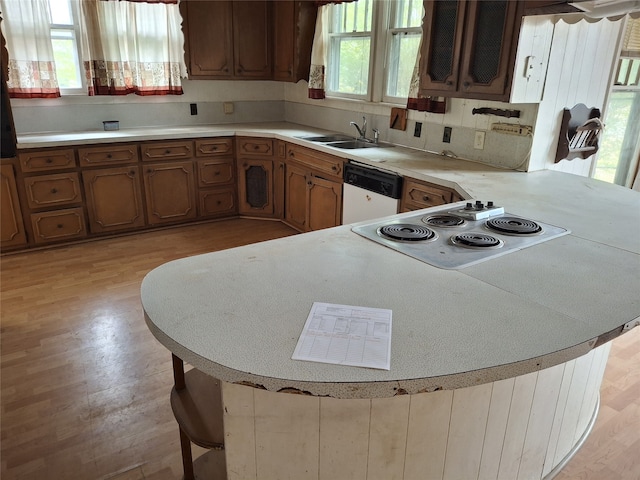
[528,15,625,174]
[10,79,287,134]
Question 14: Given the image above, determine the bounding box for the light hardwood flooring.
[1,218,639,480]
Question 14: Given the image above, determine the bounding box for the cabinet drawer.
[197,159,235,187]
[286,144,343,179]
[236,137,274,157]
[19,149,76,173]
[141,141,194,161]
[78,144,139,167]
[199,187,237,217]
[24,172,82,209]
[30,207,86,244]
[195,138,233,157]
[402,179,454,209]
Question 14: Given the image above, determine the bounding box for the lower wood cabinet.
[23,172,82,210]
[400,178,460,212]
[30,207,86,244]
[0,163,27,249]
[143,161,197,225]
[237,159,274,217]
[284,162,342,233]
[83,166,146,233]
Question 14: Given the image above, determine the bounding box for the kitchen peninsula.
[136,124,640,480]
[14,123,639,479]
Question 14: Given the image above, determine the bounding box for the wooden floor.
[1,218,638,480]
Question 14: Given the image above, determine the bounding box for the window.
[49,0,84,93]
[593,18,640,188]
[325,0,423,103]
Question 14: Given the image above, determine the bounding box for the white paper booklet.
[292,302,392,370]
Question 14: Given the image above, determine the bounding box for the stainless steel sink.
[297,134,355,142]
[326,140,395,149]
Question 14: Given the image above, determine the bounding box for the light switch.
[223,102,234,114]
[474,131,485,150]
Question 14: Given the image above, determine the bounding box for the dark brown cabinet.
[284,144,343,232]
[272,1,317,82]
[83,166,145,233]
[0,163,27,249]
[419,0,524,101]
[195,138,237,218]
[182,1,271,79]
[236,137,275,217]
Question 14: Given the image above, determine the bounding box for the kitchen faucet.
[350,116,367,140]
[350,116,379,143]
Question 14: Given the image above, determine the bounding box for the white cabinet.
[509,16,555,103]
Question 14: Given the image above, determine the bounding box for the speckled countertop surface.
[20,123,640,398]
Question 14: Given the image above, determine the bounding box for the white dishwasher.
[342,161,403,224]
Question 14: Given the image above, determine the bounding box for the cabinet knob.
[212,146,217,151]
[165,149,171,154]
[57,224,64,229]
[332,165,337,171]
[46,158,53,164]
[147,168,154,174]
[129,170,136,176]
[51,188,58,194]
[463,82,470,88]
[423,196,430,201]
[107,154,112,159]
[214,171,221,176]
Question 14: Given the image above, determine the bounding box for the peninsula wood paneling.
[220,344,610,480]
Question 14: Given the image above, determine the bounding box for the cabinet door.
[233,1,272,78]
[0,163,27,248]
[237,159,274,216]
[400,179,454,212]
[83,166,145,233]
[420,0,466,93]
[183,1,233,78]
[458,0,521,96]
[18,148,76,173]
[199,186,237,218]
[284,163,308,232]
[143,161,197,225]
[308,176,342,232]
[273,1,296,81]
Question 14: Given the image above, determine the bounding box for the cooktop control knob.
[465,202,473,210]
[487,201,494,207]
[474,201,484,210]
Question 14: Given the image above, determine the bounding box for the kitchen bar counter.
[22,123,640,479]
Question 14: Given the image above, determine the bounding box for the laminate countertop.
[19,123,639,398]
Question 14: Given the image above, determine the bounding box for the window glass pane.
[49,0,73,25]
[386,32,420,97]
[51,35,82,88]
[392,0,423,29]
[332,37,370,95]
[332,0,372,33]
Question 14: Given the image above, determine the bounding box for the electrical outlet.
[443,126,452,143]
[491,123,533,136]
[223,102,234,114]
[474,131,485,150]
[414,122,422,137]
[190,103,197,115]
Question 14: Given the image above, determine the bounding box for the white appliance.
[341,161,403,224]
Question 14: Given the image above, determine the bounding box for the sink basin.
[297,134,355,142]
[326,140,395,149]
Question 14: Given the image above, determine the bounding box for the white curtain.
[79,0,187,96]
[0,0,61,98]
[308,6,329,99]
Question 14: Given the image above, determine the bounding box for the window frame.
[49,0,86,95]
[325,0,423,105]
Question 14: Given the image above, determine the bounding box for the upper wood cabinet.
[419,0,524,101]
[272,1,317,82]
[182,0,271,80]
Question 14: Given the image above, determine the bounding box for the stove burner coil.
[450,233,504,249]
[422,214,466,227]
[486,216,542,235]
[378,224,437,242]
